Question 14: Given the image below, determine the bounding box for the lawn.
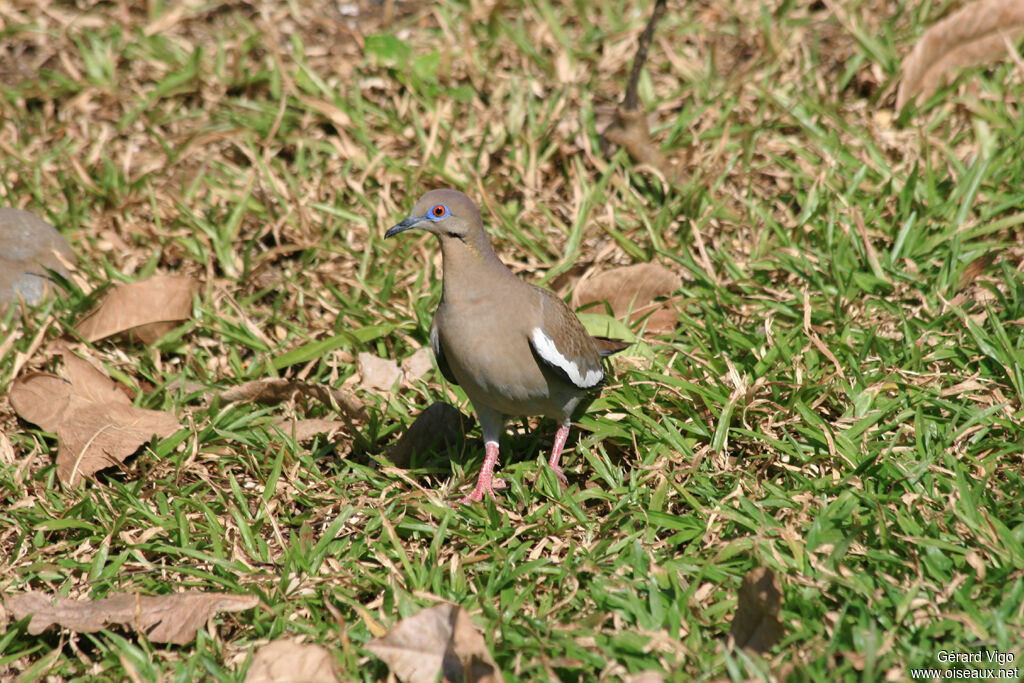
[1,0,1022,680]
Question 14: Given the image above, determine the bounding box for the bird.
[385,189,629,504]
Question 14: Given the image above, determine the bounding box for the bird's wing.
[528,287,605,390]
[430,318,459,385]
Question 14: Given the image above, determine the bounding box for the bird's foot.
[452,478,506,506]
[548,464,570,490]
[531,466,569,490]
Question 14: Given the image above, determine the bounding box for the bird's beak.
[385,216,422,239]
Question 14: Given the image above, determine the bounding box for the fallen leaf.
[957,250,998,291]
[6,590,258,645]
[272,418,348,442]
[10,351,181,486]
[572,263,681,335]
[7,372,70,432]
[75,275,198,344]
[401,347,434,384]
[219,377,366,421]
[358,352,402,392]
[385,402,468,467]
[366,604,502,683]
[245,639,340,683]
[728,567,784,653]
[896,0,1024,110]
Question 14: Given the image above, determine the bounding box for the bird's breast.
[434,302,581,418]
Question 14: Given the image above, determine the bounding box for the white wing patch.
[530,328,603,389]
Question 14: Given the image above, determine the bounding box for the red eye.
[431,204,447,217]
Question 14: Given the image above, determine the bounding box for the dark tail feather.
[593,336,631,357]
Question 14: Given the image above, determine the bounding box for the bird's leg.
[457,406,506,505]
[458,440,501,504]
[546,420,572,490]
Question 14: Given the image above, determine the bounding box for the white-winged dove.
[386,189,629,504]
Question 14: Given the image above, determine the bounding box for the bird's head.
[385,189,483,244]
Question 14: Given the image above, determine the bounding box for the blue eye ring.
[426,204,449,220]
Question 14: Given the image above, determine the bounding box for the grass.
[1,0,1023,680]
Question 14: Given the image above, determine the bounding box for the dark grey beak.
[385,216,421,239]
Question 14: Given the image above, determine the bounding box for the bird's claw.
[451,478,506,507]
[549,465,569,490]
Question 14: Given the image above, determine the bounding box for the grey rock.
[0,208,76,305]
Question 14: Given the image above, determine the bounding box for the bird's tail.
[593,336,631,357]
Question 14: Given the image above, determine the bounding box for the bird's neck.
[439,235,516,307]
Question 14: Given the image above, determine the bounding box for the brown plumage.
[386,189,629,503]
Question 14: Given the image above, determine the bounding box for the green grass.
[1,0,1023,680]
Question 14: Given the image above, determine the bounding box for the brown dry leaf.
[358,352,403,392]
[7,372,70,432]
[896,0,1024,110]
[6,590,259,645]
[366,604,503,683]
[728,567,784,653]
[385,402,468,467]
[245,639,340,683]
[272,418,348,442]
[957,250,998,291]
[572,263,681,335]
[401,347,435,384]
[219,377,366,421]
[75,275,199,344]
[10,351,181,486]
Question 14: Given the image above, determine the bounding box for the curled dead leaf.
[572,263,681,335]
[896,0,1024,110]
[385,402,469,468]
[245,639,340,683]
[366,604,503,683]
[75,275,199,344]
[728,567,784,654]
[5,590,258,645]
[10,351,181,486]
[219,377,366,421]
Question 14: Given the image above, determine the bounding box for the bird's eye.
[429,204,448,219]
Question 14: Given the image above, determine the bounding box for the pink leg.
[457,441,502,505]
[546,421,571,489]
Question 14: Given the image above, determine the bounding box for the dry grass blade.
[728,567,784,654]
[244,639,341,683]
[366,604,503,683]
[896,0,1024,110]
[5,591,259,645]
[75,275,199,344]
[10,351,181,486]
